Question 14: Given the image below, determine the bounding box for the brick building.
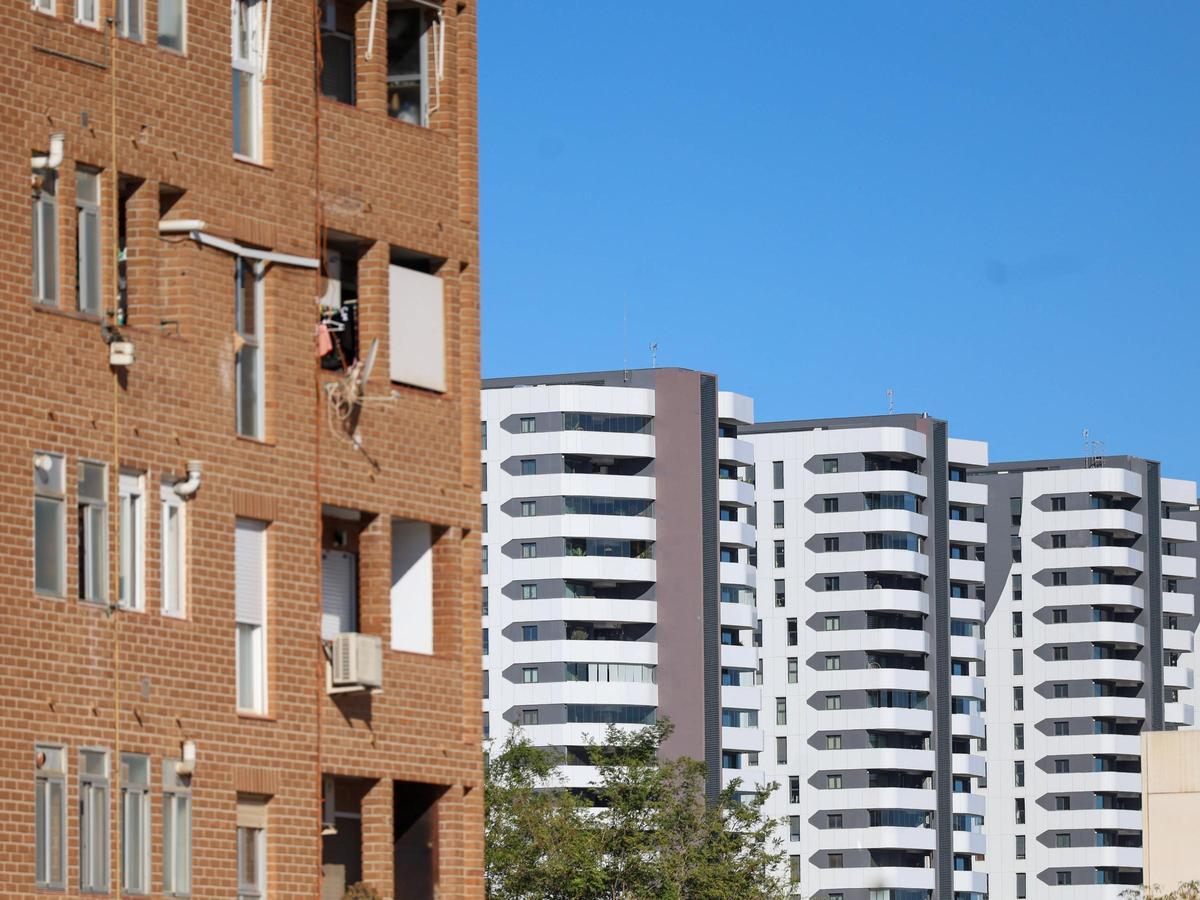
[3,0,481,895]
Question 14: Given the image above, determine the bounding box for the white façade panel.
[392,520,434,655]
[388,264,445,392]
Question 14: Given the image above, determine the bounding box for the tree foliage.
[1124,883,1200,900]
[485,720,789,900]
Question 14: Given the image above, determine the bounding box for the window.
[521,708,539,727]
[773,500,785,528]
[1053,608,1067,624]
[1015,798,1025,824]
[824,536,839,552]
[823,458,839,474]
[773,460,784,488]
[116,0,143,39]
[824,577,840,592]
[34,453,66,596]
[1017,872,1027,898]
[823,497,839,513]
[1010,496,1022,525]
[1012,611,1022,637]
[825,615,840,630]
[75,167,102,313]
[521,458,536,476]
[521,625,537,642]
[776,697,787,725]
[774,540,785,567]
[482,628,488,655]
[1052,533,1066,549]
[78,461,108,603]
[520,500,536,517]
[80,749,110,892]
[1167,578,1179,593]
[235,257,265,437]
[774,579,786,607]
[1013,687,1023,711]
[826,734,842,750]
[118,472,145,611]
[121,753,150,893]
[1013,649,1023,675]
[520,416,536,433]
[387,1,428,125]
[1013,573,1022,601]
[789,855,801,884]
[825,655,841,671]
[1016,834,1026,859]
[35,744,67,889]
[825,694,841,710]
[789,776,800,803]
[1054,721,1069,736]
[32,158,58,304]
[1052,496,1066,511]
[1056,871,1072,886]
[482,545,487,575]
[787,657,798,683]
[158,0,185,49]
[1055,795,1071,811]
[161,486,187,616]
[1052,571,1067,586]
[237,796,267,899]
[1014,761,1025,787]
[163,761,192,896]
[1054,683,1068,699]
[1053,645,1068,661]
[522,667,538,684]
[775,737,787,764]
[521,583,537,600]
[1055,758,1069,774]
[232,0,265,160]
[786,618,797,646]
[320,0,355,103]
[827,853,843,869]
[235,518,268,714]
[827,813,843,829]
[827,773,842,789]
[521,542,536,559]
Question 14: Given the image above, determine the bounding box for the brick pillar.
[356,0,389,117]
[123,176,157,326]
[358,512,391,644]
[356,239,391,396]
[361,777,395,897]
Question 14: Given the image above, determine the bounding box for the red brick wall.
[0,0,482,894]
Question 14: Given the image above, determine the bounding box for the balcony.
[718,560,757,589]
[717,477,755,508]
[721,725,763,753]
[809,588,930,616]
[718,518,756,549]
[948,558,985,584]
[947,480,988,507]
[1166,702,1195,727]
[718,436,755,467]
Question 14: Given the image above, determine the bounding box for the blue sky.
[478,3,1199,473]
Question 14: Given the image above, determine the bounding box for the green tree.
[485,719,789,900]
[1124,883,1200,900]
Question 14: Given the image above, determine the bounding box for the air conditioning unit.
[330,632,382,692]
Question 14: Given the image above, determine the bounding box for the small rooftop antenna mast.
[886,388,895,415]
[1082,428,1104,468]
[649,342,658,368]
[622,296,631,382]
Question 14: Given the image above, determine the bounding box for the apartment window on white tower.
[79,748,110,893]
[75,167,102,314]
[232,0,265,160]
[773,500,784,528]
[118,472,146,611]
[161,485,187,616]
[35,744,67,890]
[772,460,784,489]
[78,461,108,603]
[235,518,268,714]
[34,453,66,597]
[235,257,265,437]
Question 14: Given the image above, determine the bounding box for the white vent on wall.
[329,633,382,692]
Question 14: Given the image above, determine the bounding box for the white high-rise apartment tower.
[745,415,991,900]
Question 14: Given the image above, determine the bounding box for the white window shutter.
[391,520,433,655]
[321,550,357,639]
[388,264,445,392]
[234,519,266,625]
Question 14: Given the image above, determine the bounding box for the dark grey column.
[929,421,953,900]
[1146,461,1164,730]
[699,375,721,801]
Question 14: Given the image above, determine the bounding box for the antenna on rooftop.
[886,388,895,415]
[649,342,658,368]
[623,296,631,382]
[1083,428,1104,468]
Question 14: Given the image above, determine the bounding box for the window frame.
[75,167,102,314]
[121,752,151,894]
[318,0,355,104]
[161,485,187,617]
[115,0,144,40]
[385,0,429,126]
[236,798,267,900]
[231,0,265,161]
[32,162,59,305]
[79,747,111,893]
[157,0,186,51]
[34,452,67,597]
[234,256,266,438]
[162,762,192,896]
[235,517,268,715]
[35,743,68,890]
[78,460,109,604]
[118,471,146,611]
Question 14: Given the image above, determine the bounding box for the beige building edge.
[1142,730,1200,892]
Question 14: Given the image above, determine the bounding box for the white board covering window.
[388,264,444,392]
[391,520,433,655]
[321,549,357,640]
[235,518,267,713]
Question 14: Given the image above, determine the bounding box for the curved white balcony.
[1162,515,1198,542]
[526,429,656,460]
[1080,770,1143,794]
[1050,733,1142,757]
[718,519,756,549]
[949,518,988,545]
[501,384,655,417]
[508,513,656,543]
[1042,583,1144,610]
[812,668,930,694]
[950,635,985,661]
[951,791,986,817]
[511,640,657,666]
[519,597,657,625]
[1053,845,1144,871]
[819,509,928,539]
[521,472,656,501]
[1040,507,1143,536]
[718,477,755,508]
[813,825,935,852]
[720,643,757,671]
[1164,553,1198,579]
[949,558,985,584]
[821,627,930,656]
[822,549,928,578]
[950,713,985,739]
[953,870,988,896]
[842,787,936,811]
[840,747,935,773]
[1068,658,1145,683]
[948,480,988,507]
[1164,629,1194,653]
[719,600,757,631]
[1046,545,1144,573]
[950,597,985,622]
[953,830,986,856]
[822,867,933,892]
[951,675,986,700]
[1163,592,1195,617]
[1052,807,1143,832]
[952,753,986,779]
[818,469,927,498]
[717,391,754,425]
[1050,885,1128,900]
[1053,466,1143,498]
[718,436,755,467]
[824,707,932,733]
[517,721,650,749]
[1043,620,1144,647]
[508,680,658,708]
[721,725,763,753]
[1065,696,1146,720]
[809,588,929,616]
[1166,702,1195,727]
[720,766,769,790]
[721,683,760,710]
[718,560,757,588]
[948,438,988,467]
[1162,477,1197,506]
[1165,665,1194,690]
[558,555,656,582]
